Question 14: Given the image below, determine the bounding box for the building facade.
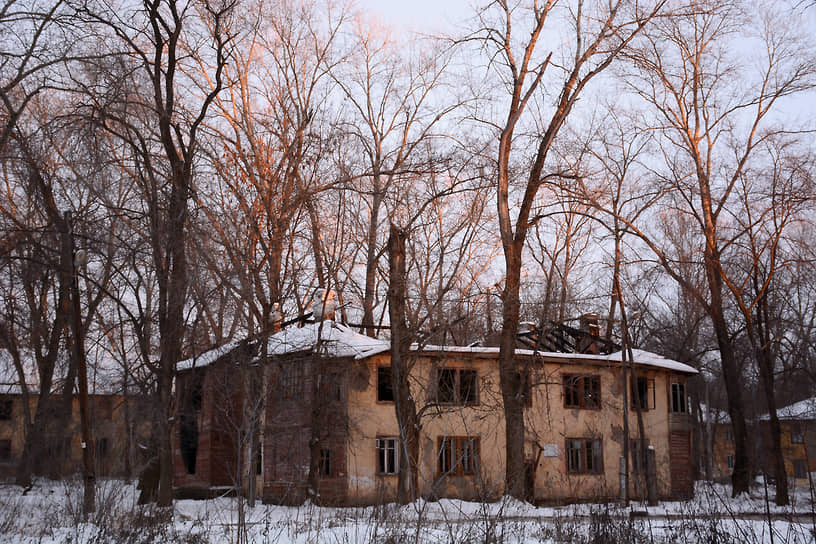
[174,321,697,505]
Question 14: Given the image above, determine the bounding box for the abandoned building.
[707,397,816,485]
[173,316,697,505]
[0,357,151,481]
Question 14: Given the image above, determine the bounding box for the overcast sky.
[354,0,472,33]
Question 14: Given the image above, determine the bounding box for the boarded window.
[631,377,655,410]
[319,448,332,477]
[437,436,480,476]
[377,367,394,402]
[436,368,478,405]
[671,382,687,413]
[563,375,601,409]
[566,438,603,474]
[376,438,398,474]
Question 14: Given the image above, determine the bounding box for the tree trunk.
[388,224,420,503]
[498,244,525,499]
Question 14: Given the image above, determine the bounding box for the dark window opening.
[437,436,479,476]
[0,439,10,461]
[255,441,262,475]
[566,438,603,474]
[436,368,479,405]
[280,364,303,399]
[179,414,198,475]
[630,439,648,473]
[319,448,332,477]
[515,370,532,407]
[377,367,394,402]
[0,398,12,420]
[563,375,601,409]
[791,424,804,444]
[671,383,687,413]
[631,377,654,410]
[96,437,109,459]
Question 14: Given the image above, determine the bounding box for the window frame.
[565,438,603,474]
[376,437,399,475]
[670,382,687,413]
[630,439,648,474]
[563,374,601,410]
[435,367,479,406]
[631,377,655,411]
[793,459,807,479]
[319,448,332,477]
[727,454,734,470]
[437,436,480,476]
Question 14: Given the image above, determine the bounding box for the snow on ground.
[0,479,814,543]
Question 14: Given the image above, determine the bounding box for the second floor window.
[791,424,804,444]
[671,382,687,413]
[319,448,332,477]
[631,377,655,410]
[436,368,478,405]
[563,375,601,409]
[377,366,394,402]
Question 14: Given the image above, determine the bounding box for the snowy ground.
[0,479,814,543]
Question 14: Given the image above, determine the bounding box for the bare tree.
[468,0,663,498]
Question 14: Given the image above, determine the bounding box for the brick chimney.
[578,313,600,354]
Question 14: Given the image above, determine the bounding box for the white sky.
[354,0,472,34]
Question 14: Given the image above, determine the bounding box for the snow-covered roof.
[761,397,816,421]
[0,348,126,395]
[178,321,697,375]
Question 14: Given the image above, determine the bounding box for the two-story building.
[174,319,697,505]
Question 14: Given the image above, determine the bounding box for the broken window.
[376,437,398,475]
[631,377,654,410]
[566,438,602,474]
[319,448,332,477]
[563,375,601,409]
[436,368,478,405]
[377,366,394,402]
[671,382,686,413]
[437,436,480,475]
[0,398,11,420]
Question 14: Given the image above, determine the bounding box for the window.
[725,427,733,442]
[790,424,804,444]
[515,370,532,407]
[377,367,394,402]
[0,439,10,461]
[96,437,109,459]
[566,438,603,474]
[280,364,303,399]
[319,448,332,477]
[437,436,480,476]
[727,454,734,470]
[793,459,807,479]
[436,368,478,405]
[563,375,601,409]
[376,438,399,475]
[0,398,12,420]
[671,383,687,413]
[630,439,648,474]
[631,377,655,410]
[318,372,343,402]
[255,441,262,475]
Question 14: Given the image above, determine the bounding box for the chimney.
[270,303,283,333]
[578,313,600,354]
[312,289,337,321]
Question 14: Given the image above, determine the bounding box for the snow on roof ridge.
[760,396,816,421]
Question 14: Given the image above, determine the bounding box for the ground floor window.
[376,438,399,475]
[566,438,602,474]
[0,439,10,461]
[793,459,807,479]
[727,454,734,471]
[319,448,332,477]
[437,436,479,476]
